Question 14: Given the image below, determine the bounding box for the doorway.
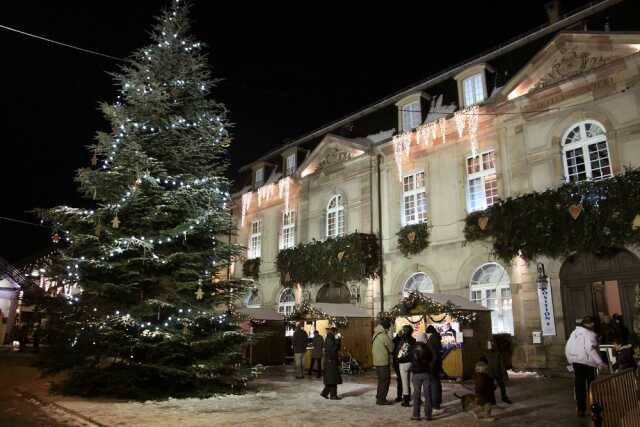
[559,249,640,339]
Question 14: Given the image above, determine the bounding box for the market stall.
[239,307,286,366]
[289,302,374,370]
[389,292,491,379]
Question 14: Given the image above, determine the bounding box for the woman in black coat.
[321,328,342,400]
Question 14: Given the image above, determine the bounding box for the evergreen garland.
[464,168,640,262]
[276,233,380,287]
[285,302,349,328]
[396,222,430,257]
[383,291,477,325]
[242,258,260,280]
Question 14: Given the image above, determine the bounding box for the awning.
[313,303,371,318]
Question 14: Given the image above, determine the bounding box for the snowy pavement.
[38,367,591,427]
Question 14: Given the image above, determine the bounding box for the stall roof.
[238,307,284,321]
[314,303,372,318]
[425,293,490,311]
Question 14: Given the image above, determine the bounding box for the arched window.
[402,272,434,297]
[277,288,296,316]
[470,263,513,335]
[326,194,345,239]
[562,120,611,183]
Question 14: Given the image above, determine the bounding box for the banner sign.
[537,278,557,336]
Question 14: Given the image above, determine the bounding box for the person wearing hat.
[372,318,394,405]
[321,327,342,400]
[565,316,607,417]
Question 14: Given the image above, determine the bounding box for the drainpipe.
[376,154,385,315]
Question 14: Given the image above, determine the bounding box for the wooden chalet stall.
[239,307,286,366]
[290,302,374,370]
[390,293,491,379]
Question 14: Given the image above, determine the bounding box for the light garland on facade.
[392,132,412,180]
[467,105,480,157]
[241,192,252,226]
[278,177,292,213]
[454,110,467,138]
[438,117,447,145]
[257,183,276,207]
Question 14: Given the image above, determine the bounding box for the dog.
[454,392,479,412]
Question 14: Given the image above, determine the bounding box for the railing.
[590,369,640,427]
[0,256,30,287]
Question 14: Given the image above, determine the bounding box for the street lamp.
[536,263,548,290]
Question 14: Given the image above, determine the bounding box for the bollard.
[591,403,603,427]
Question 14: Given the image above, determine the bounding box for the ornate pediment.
[317,147,353,170]
[532,48,617,92]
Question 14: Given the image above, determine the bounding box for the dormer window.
[401,101,421,131]
[396,93,428,132]
[286,153,297,176]
[463,73,485,107]
[454,63,493,109]
[254,167,264,188]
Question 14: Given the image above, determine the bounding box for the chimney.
[545,0,561,24]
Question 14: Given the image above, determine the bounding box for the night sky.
[0,1,604,262]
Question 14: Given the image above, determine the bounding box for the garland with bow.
[285,301,349,329]
[382,291,477,325]
[464,168,640,262]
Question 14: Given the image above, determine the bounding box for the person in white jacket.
[565,316,607,417]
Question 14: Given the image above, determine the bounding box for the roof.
[314,303,371,318]
[239,0,622,169]
[420,293,490,312]
[238,307,284,321]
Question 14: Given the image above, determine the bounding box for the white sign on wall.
[537,278,557,336]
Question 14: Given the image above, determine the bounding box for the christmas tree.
[36,0,251,399]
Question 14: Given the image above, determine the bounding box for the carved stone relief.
[532,48,617,92]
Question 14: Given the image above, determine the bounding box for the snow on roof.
[313,303,371,318]
[238,307,284,321]
[425,293,490,311]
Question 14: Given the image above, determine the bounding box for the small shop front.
[389,293,491,379]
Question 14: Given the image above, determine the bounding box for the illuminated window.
[463,73,485,107]
[401,100,422,131]
[562,120,611,183]
[248,219,262,259]
[255,167,264,188]
[326,195,345,239]
[466,150,497,213]
[470,263,513,335]
[286,153,297,176]
[402,171,427,225]
[278,288,296,316]
[280,210,296,250]
[402,272,434,297]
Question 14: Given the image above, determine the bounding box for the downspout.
[376,154,385,315]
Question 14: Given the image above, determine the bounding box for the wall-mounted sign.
[537,278,557,336]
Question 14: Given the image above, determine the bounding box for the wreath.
[397,222,430,257]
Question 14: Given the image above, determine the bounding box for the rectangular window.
[248,219,262,259]
[255,168,264,188]
[280,210,296,250]
[401,100,421,131]
[402,171,427,225]
[286,153,297,176]
[463,73,485,107]
[466,150,498,213]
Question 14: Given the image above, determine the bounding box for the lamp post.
[536,262,548,290]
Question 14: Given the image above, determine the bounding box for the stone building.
[231,1,640,368]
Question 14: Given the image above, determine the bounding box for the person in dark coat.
[409,332,443,420]
[392,327,405,402]
[610,314,630,345]
[308,330,324,378]
[321,327,342,400]
[483,338,512,404]
[425,325,443,410]
[473,360,495,421]
[292,322,309,379]
[396,325,415,407]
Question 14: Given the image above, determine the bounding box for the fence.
[590,368,640,427]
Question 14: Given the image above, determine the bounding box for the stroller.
[341,351,361,375]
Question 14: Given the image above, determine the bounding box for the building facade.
[231,5,640,369]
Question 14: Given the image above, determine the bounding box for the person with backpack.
[396,324,416,407]
[425,324,443,410]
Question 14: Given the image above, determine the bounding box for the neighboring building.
[0,257,27,343]
[231,0,640,369]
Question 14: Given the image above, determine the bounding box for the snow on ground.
[49,368,586,427]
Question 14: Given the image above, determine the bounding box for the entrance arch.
[560,249,640,338]
[316,283,351,303]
